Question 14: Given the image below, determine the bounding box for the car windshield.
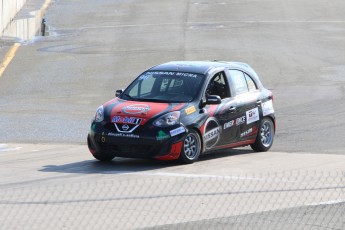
[121,71,205,103]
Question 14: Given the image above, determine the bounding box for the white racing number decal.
[261,100,274,116]
[170,127,185,137]
[246,108,259,124]
[204,117,221,149]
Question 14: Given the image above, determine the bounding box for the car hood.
[103,98,186,125]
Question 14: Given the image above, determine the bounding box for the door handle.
[229,106,237,113]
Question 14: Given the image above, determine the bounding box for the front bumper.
[87,122,186,160]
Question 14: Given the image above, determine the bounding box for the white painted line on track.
[310,199,345,206]
[0,144,21,152]
[54,20,345,32]
[138,172,267,181]
[112,171,296,183]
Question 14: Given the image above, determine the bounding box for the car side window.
[206,71,230,99]
[229,70,248,95]
[245,73,257,92]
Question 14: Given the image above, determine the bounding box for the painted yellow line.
[41,0,53,16]
[0,43,21,78]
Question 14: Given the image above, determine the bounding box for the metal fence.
[1,171,344,229]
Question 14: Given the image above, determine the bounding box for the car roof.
[148,61,259,77]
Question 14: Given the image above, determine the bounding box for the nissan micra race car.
[87,61,275,164]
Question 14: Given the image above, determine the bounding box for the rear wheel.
[179,130,202,164]
[251,118,274,152]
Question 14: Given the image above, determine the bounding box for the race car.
[87,61,275,164]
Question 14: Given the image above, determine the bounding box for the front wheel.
[251,118,274,152]
[179,130,202,164]
[87,134,115,161]
[92,153,115,162]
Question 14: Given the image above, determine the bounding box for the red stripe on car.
[155,141,183,161]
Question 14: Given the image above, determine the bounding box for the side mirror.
[115,89,124,97]
[206,95,221,104]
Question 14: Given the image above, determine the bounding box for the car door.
[204,71,240,147]
[228,69,261,142]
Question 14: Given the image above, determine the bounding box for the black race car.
[87,61,275,163]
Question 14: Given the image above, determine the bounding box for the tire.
[251,118,274,152]
[87,134,115,161]
[92,152,115,162]
[179,129,202,164]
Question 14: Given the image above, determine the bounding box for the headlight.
[153,111,180,127]
[95,106,104,122]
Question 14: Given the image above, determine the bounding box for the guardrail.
[0,0,27,36]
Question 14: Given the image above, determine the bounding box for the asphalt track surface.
[0,0,345,229]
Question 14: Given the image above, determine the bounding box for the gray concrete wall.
[3,9,42,40]
[0,0,27,36]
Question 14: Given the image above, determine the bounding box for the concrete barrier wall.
[4,10,42,41]
[0,0,28,36]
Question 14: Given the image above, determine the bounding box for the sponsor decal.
[204,117,221,149]
[146,71,175,76]
[145,71,198,78]
[122,104,150,114]
[112,116,142,133]
[185,106,196,115]
[205,127,220,141]
[236,116,246,126]
[175,72,198,78]
[157,130,170,141]
[223,116,245,130]
[139,75,150,80]
[262,100,274,116]
[223,120,234,129]
[91,123,97,132]
[240,128,253,138]
[112,116,142,125]
[170,127,185,137]
[246,108,259,124]
[108,132,139,139]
